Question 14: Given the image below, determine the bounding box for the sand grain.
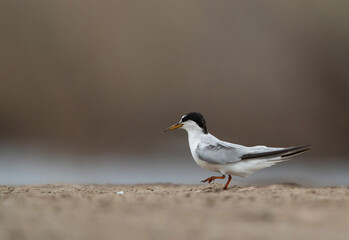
[1,184,349,240]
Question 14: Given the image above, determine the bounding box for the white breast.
[187,132,222,173]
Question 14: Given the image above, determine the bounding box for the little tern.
[162,112,311,190]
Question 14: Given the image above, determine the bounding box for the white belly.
[193,156,222,173]
[192,152,281,177]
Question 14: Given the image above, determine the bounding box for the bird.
[162,112,311,190]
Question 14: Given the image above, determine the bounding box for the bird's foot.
[222,175,232,190]
[201,175,225,183]
[201,177,215,183]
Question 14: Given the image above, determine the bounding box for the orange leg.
[201,175,225,183]
[223,175,232,190]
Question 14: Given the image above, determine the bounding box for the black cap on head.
[181,112,208,134]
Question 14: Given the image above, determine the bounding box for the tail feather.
[241,145,312,161]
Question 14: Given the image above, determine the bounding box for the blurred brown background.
[1,0,349,161]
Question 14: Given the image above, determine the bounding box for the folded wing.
[195,142,243,164]
[241,145,312,160]
[196,142,311,165]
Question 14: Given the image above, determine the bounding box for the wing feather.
[195,142,243,164]
[241,145,311,160]
[195,134,311,165]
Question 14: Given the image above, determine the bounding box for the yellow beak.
[162,123,184,132]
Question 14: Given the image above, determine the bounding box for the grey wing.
[195,142,243,164]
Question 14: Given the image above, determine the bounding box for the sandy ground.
[1,183,349,240]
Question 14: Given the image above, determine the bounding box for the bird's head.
[162,112,208,134]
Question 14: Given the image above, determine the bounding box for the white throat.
[181,121,207,153]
